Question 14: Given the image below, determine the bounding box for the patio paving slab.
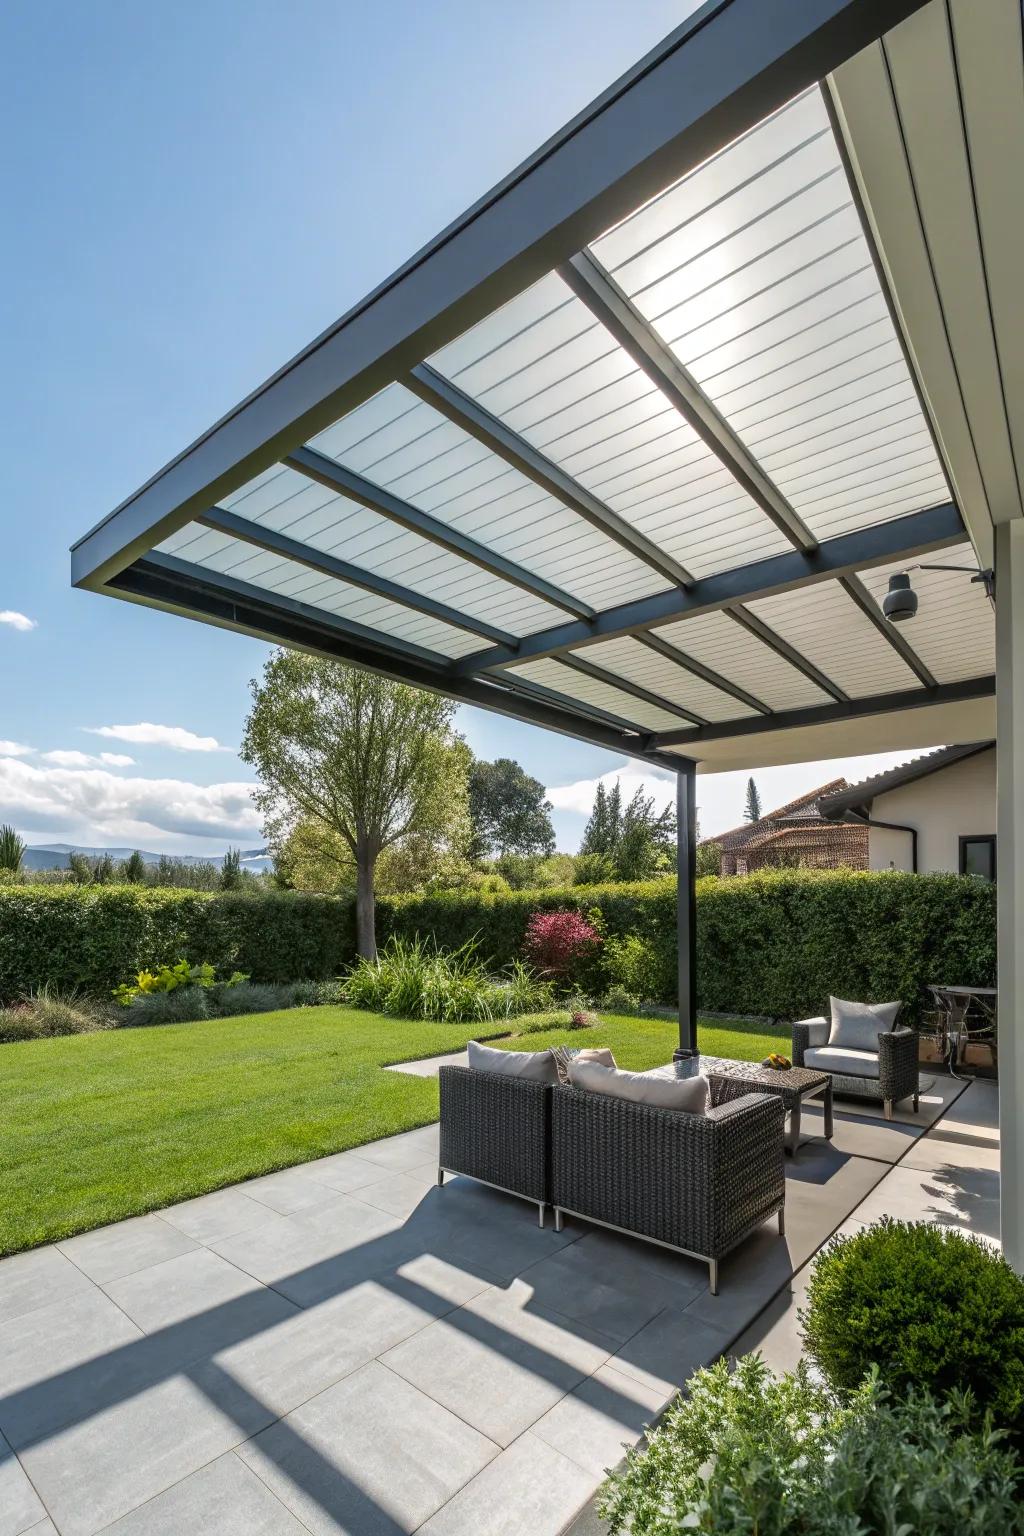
[159,1185,279,1245]
[237,1359,498,1535]
[0,1248,97,1328]
[418,1431,598,1536]
[100,1452,309,1535]
[851,1158,1000,1243]
[57,1214,199,1286]
[0,1430,46,1536]
[352,1168,440,1219]
[300,1150,399,1195]
[380,1283,614,1448]
[509,1235,704,1343]
[530,1363,669,1477]
[16,1362,278,1536]
[102,1248,300,1362]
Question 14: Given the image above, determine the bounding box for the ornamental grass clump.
[599,1354,1024,1536]
[801,1218,1024,1432]
[342,935,550,1022]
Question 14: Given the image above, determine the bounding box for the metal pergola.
[72,0,1006,1085]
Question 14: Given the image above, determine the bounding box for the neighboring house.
[712,781,868,876]
[818,743,996,879]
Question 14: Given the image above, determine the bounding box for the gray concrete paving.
[0,1073,977,1536]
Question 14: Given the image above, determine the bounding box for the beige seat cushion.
[567,1059,709,1114]
[550,1045,616,1085]
[828,996,900,1052]
[467,1039,559,1085]
[804,1045,881,1080]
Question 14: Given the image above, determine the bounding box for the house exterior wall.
[868,747,996,873]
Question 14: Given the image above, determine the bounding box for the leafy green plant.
[342,935,548,1022]
[113,959,246,1007]
[801,1218,1024,1430]
[120,986,213,1027]
[603,983,642,1014]
[600,1354,1024,1535]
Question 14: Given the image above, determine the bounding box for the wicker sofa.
[551,1081,786,1294]
[791,1017,919,1119]
[438,1065,551,1225]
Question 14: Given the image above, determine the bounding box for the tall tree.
[121,849,146,884]
[468,757,555,859]
[220,847,242,890]
[580,780,623,857]
[744,777,762,823]
[241,651,470,956]
[616,785,676,880]
[0,825,24,874]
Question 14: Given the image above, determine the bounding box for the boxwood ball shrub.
[801,1219,1024,1430]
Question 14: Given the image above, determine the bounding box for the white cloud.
[0,758,261,843]
[0,611,36,632]
[99,752,135,767]
[84,722,228,753]
[40,750,96,768]
[548,761,675,818]
[0,740,32,758]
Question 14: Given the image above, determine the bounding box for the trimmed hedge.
[0,887,355,1000]
[0,870,996,1023]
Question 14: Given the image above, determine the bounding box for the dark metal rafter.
[725,604,848,701]
[559,653,707,724]
[406,362,693,588]
[453,500,964,674]
[638,632,772,715]
[285,444,595,622]
[113,554,681,769]
[560,250,818,554]
[838,572,938,687]
[196,504,519,649]
[650,674,995,749]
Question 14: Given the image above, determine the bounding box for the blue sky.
[1,0,908,854]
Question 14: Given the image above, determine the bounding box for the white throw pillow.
[828,996,901,1053]
[567,1058,709,1115]
[467,1039,559,1085]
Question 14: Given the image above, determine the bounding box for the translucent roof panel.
[506,658,685,732]
[651,609,832,712]
[855,544,995,685]
[215,464,568,637]
[593,87,950,543]
[308,383,671,616]
[570,635,757,722]
[427,275,791,579]
[744,580,923,697]
[156,523,484,660]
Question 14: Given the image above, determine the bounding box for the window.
[959,835,996,882]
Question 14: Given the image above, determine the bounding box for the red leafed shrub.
[523,910,601,984]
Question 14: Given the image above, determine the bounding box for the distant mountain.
[23,844,273,873]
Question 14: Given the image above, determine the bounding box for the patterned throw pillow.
[549,1044,616,1085]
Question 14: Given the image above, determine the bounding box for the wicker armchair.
[438,1065,551,1225]
[550,1082,786,1294]
[791,1017,919,1119]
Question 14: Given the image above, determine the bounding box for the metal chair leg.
[912,1090,920,1113]
[554,1208,563,1233]
[778,1207,786,1236]
[884,1099,894,1121]
[437,1167,445,1186]
[537,1202,545,1228]
[708,1259,719,1296]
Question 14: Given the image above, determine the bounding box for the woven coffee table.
[646,1057,833,1157]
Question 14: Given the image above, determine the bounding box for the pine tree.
[220,847,242,890]
[744,777,762,823]
[122,850,146,884]
[580,782,611,855]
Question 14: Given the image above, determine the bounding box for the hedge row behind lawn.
[0,870,996,1023]
[0,886,355,1000]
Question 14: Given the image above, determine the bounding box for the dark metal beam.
[560,654,707,725]
[639,631,771,715]
[454,501,964,674]
[726,604,847,701]
[650,674,996,749]
[197,504,519,649]
[561,251,817,553]
[74,0,933,590]
[285,444,595,620]
[406,362,693,587]
[675,760,699,1061]
[110,555,681,769]
[838,572,938,688]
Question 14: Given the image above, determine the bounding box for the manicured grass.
[1,1005,787,1256]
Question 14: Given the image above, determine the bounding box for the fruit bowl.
[761,1051,792,1071]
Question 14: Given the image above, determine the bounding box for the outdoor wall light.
[880,565,995,624]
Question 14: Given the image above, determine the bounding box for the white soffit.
[744,579,922,698]
[856,543,995,685]
[830,0,1024,564]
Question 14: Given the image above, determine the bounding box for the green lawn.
[1,1006,786,1255]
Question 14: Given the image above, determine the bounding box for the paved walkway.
[0,1072,982,1536]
